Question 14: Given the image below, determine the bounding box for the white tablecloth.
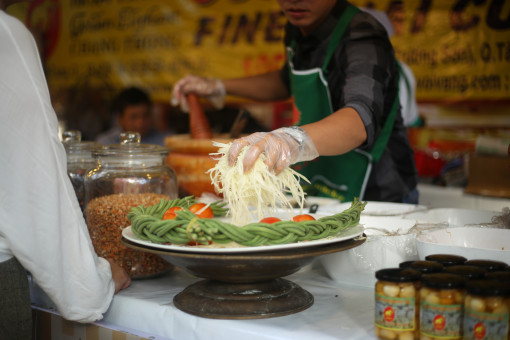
[30,186,509,339]
[31,263,377,340]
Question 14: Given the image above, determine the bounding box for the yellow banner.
[351,0,510,101]
[9,0,510,102]
[12,0,285,102]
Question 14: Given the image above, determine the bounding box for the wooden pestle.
[187,93,213,139]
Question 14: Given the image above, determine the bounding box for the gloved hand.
[171,75,226,112]
[227,127,319,174]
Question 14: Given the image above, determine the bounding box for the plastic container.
[374,268,422,340]
[419,273,468,340]
[463,280,510,340]
[62,130,101,211]
[424,254,467,267]
[84,132,178,278]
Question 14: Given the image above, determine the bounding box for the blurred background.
[7,0,510,198]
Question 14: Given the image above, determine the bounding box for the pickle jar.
[84,132,178,279]
[443,265,487,280]
[485,271,510,282]
[463,280,510,340]
[419,273,468,340]
[425,254,467,267]
[464,259,509,272]
[62,130,101,212]
[401,261,444,274]
[375,268,422,340]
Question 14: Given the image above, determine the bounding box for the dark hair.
[111,87,151,116]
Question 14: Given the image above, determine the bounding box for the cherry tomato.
[292,214,316,222]
[188,203,214,219]
[187,240,213,246]
[162,206,183,220]
[259,217,281,224]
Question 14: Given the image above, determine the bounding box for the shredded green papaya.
[207,142,310,225]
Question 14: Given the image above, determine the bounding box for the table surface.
[30,186,509,339]
[31,263,377,340]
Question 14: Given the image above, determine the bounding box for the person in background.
[172,0,418,204]
[0,1,131,338]
[96,86,170,146]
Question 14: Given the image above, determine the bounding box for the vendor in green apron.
[172,0,418,203]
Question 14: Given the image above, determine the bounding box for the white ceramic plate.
[319,201,427,216]
[403,208,499,228]
[416,227,510,263]
[122,223,364,254]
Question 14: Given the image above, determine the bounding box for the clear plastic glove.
[171,75,225,112]
[227,127,319,174]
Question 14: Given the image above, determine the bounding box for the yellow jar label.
[420,301,463,339]
[375,293,416,330]
[464,309,509,340]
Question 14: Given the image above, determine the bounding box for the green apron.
[288,5,399,202]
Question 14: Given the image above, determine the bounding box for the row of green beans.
[128,197,365,247]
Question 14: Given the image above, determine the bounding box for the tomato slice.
[259,217,281,224]
[187,240,213,246]
[163,206,183,220]
[188,203,214,219]
[292,214,316,222]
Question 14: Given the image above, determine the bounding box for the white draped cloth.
[0,10,114,323]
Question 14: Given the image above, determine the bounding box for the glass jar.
[84,132,178,279]
[463,280,510,340]
[464,259,509,272]
[424,254,467,267]
[62,130,101,212]
[443,265,487,280]
[375,268,422,340]
[485,271,510,282]
[400,261,444,274]
[419,273,468,340]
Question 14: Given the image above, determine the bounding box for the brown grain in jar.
[419,273,468,340]
[85,193,174,279]
[375,268,422,340]
[463,280,510,340]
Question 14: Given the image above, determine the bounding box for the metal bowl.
[121,235,365,319]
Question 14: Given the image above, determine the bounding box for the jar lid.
[62,130,101,153]
[464,259,509,272]
[399,260,416,269]
[375,268,422,282]
[95,132,168,157]
[425,254,467,266]
[466,279,510,296]
[421,273,468,289]
[443,265,487,279]
[485,271,510,282]
[408,260,444,274]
